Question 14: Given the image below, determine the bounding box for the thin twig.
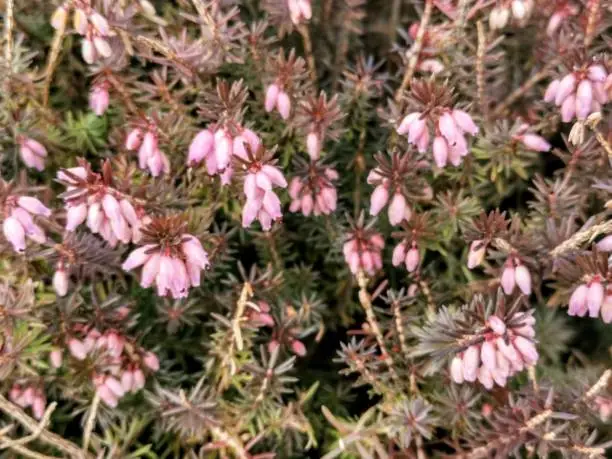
[394,0,434,102]
[82,392,100,453]
[232,282,253,352]
[0,402,56,450]
[418,279,436,314]
[42,26,66,106]
[0,394,90,458]
[2,443,57,459]
[4,0,14,69]
[582,369,611,402]
[476,21,488,122]
[356,272,399,381]
[583,0,601,48]
[550,220,612,257]
[298,25,317,87]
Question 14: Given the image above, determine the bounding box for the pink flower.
[50,349,63,368]
[343,228,384,276]
[89,84,110,116]
[289,166,338,217]
[369,184,389,216]
[188,129,215,167]
[143,352,160,371]
[3,216,26,252]
[51,5,68,30]
[433,136,448,168]
[519,134,551,152]
[405,246,420,272]
[53,268,69,297]
[241,160,287,231]
[388,193,407,226]
[68,338,88,360]
[597,235,612,251]
[501,265,516,295]
[576,79,593,120]
[288,0,312,25]
[450,355,464,383]
[306,132,321,160]
[587,280,604,318]
[514,264,532,295]
[568,284,588,317]
[277,91,291,120]
[265,84,280,112]
[19,137,47,171]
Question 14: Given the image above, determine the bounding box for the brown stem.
[356,272,399,381]
[82,393,100,453]
[4,0,14,69]
[476,21,488,122]
[298,25,317,87]
[584,0,600,48]
[0,394,91,458]
[42,23,66,107]
[394,0,434,102]
[418,278,436,314]
[550,220,612,257]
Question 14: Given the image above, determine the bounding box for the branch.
[0,394,91,459]
[394,0,434,102]
[550,220,612,257]
[82,392,100,453]
[4,0,14,69]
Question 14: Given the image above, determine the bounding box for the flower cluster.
[368,169,411,226]
[2,195,50,253]
[343,217,384,276]
[51,2,113,64]
[240,149,287,231]
[188,125,261,185]
[57,165,147,247]
[450,311,538,389]
[568,275,612,322]
[392,240,420,273]
[500,257,532,296]
[544,64,609,122]
[295,93,344,160]
[65,327,159,408]
[19,137,48,171]
[9,384,46,419]
[125,123,170,177]
[288,162,338,216]
[121,217,210,299]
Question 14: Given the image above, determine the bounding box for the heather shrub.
[0,0,611,457]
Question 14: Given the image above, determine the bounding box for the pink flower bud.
[405,247,419,272]
[66,203,88,231]
[544,79,560,103]
[481,341,497,370]
[369,184,389,216]
[3,217,26,252]
[388,193,406,225]
[105,377,125,397]
[489,6,509,29]
[452,110,479,136]
[407,118,427,144]
[514,265,532,295]
[576,79,593,120]
[121,370,134,392]
[50,349,63,368]
[560,94,576,122]
[17,197,51,217]
[546,12,563,36]
[439,112,459,144]
[588,65,607,83]
[601,294,612,323]
[462,346,480,382]
[262,165,288,188]
[568,284,588,316]
[555,73,576,106]
[141,253,161,288]
[132,369,146,391]
[53,269,69,297]
[520,134,551,152]
[32,396,45,420]
[587,281,604,318]
[122,245,154,271]
[488,316,506,335]
[416,128,430,153]
[68,338,87,360]
[306,132,320,160]
[143,352,160,371]
[265,84,280,112]
[290,339,307,356]
[97,385,118,408]
[397,112,421,135]
[450,355,464,383]
[51,6,68,30]
[433,136,448,167]
[478,366,494,390]
[81,38,95,64]
[276,91,291,120]
[513,336,538,364]
[501,266,516,295]
[126,129,143,150]
[89,85,109,116]
[467,240,486,269]
[392,242,407,267]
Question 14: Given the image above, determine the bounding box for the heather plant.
[0,0,612,458]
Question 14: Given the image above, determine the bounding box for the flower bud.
[405,247,419,272]
[501,266,516,295]
[514,265,532,295]
[53,269,69,297]
[450,356,464,383]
